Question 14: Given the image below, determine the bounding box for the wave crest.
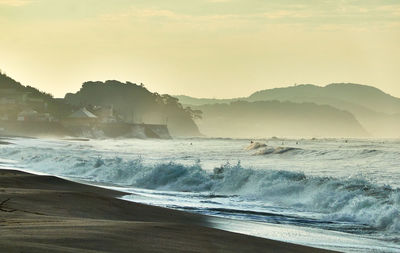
[3,148,400,235]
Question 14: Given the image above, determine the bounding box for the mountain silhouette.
[192,100,368,138]
[176,83,400,137]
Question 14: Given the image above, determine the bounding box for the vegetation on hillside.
[64,80,201,136]
[0,72,74,119]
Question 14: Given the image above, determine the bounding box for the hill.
[193,101,368,138]
[176,83,400,137]
[175,95,239,107]
[0,72,73,119]
[64,81,201,137]
[248,83,400,115]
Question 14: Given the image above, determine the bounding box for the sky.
[0,0,399,98]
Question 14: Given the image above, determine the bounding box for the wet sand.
[0,169,338,253]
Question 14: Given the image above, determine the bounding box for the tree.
[184,107,203,120]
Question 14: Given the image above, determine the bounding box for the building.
[17,109,38,121]
[64,107,98,126]
[17,109,52,122]
[0,89,28,105]
[0,103,17,121]
[92,105,117,123]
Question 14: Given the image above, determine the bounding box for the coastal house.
[92,105,117,123]
[0,106,53,122]
[36,112,53,122]
[0,89,48,110]
[64,108,98,126]
[0,97,16,105]
[0,104,17,121]
[0,89,29,105]
[17,108,49,122]
[26,97,48,110]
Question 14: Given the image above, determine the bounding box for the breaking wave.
[245,142,267,150]
[7,149,399,236]
[245,142,302,155]
[253,146,302,155]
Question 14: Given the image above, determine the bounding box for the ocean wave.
[10,150,398,235]
[245,142,267,150]
[245,142,303,155]
[248,146,395,159]
[1,143,399,235]
[360,149,382,155]
[253,146,302,155]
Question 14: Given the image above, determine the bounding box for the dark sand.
[0,169,338,253]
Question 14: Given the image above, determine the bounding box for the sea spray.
[1,137,400,238]
[13,150,399,234]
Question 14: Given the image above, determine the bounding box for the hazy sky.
[0,0,399,98]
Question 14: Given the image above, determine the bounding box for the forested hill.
[0,72,51,98]
[0,72,73,118]
[64,81,201,136]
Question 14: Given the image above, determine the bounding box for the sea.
[0,137,399,252]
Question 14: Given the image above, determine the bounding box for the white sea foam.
[252,146,302,155]
[245,142,267,150]
[1,137,400,246]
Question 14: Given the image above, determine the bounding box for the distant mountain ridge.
[194,100,368,138]
[248,83,400,115]
[177,83,400,114]
[175,83,400,137]
[174,95,242,106]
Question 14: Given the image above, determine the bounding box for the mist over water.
[1,137,400,252]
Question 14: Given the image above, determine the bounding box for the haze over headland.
[176,83,400,138]
[1,0,400,98]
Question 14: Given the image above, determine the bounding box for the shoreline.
[0,168,337,253]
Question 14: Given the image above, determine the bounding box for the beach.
[0,169,336,253]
